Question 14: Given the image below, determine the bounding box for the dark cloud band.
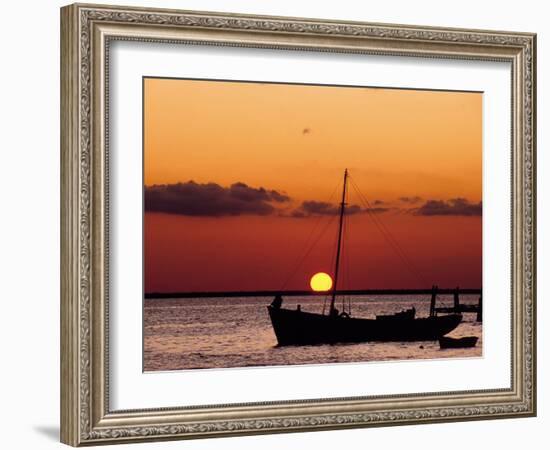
[145,182,477,219]
[145,181,290,217]
[414,198,482,216]
[291,200,388,218]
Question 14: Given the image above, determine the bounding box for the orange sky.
[144,78,482,293]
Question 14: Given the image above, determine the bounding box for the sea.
[144,294,482,371]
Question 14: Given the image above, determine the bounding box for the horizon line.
[144,287,483,299]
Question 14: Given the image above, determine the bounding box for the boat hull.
[268,306,462,346]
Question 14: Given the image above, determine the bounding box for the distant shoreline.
[144,288,482,299]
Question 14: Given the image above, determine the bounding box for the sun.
[310,272,333,292]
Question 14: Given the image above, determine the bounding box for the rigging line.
[339,186,345,313]
[327,216,339,313]
[280,213,338,291]
[323,211,339,315]
[341,185,351,313]
[342,196,351,313]
[359,195,427,286]
[350,177,429,287]
[324,231,338,316]
[348,177,410,265]
[369,207,429,287]
[324,214,339,316]
[348,187,355,313]
[348,176,429,286]
[342,214,348,313]
[344,206,352,315]
[279,179,341,291]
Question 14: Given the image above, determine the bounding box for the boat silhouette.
[267,169,462,346]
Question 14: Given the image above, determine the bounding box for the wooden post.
[429,285,437,317]
[476,296,482,322]
[453,286,460,312]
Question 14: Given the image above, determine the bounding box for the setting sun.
[310,272,333,292]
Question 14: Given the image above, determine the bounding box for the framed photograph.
[60,3,536,446]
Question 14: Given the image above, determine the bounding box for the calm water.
[144,294,482,371]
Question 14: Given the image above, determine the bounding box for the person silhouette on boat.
[271,294,283,309]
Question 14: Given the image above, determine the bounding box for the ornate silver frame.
[60,3,536,446]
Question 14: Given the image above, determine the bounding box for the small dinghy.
[439,336,478,349]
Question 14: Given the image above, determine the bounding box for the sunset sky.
[144,78,482,293]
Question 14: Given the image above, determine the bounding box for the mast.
[329,169,348,315]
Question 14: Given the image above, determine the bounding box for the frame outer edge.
[61,4,81,447]
[61,2,537,445]
[533,34,537,416]
[528,33,536,416]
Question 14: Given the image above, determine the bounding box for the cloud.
[292,201,361,217]
[373,199,385,206]
[291,200,388,218]
[399,196,423,204]
[413,198,482,216]
[145,181,290,217]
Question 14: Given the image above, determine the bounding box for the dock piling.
[476,296,482,322]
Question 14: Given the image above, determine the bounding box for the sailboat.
[267,169,462,346]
